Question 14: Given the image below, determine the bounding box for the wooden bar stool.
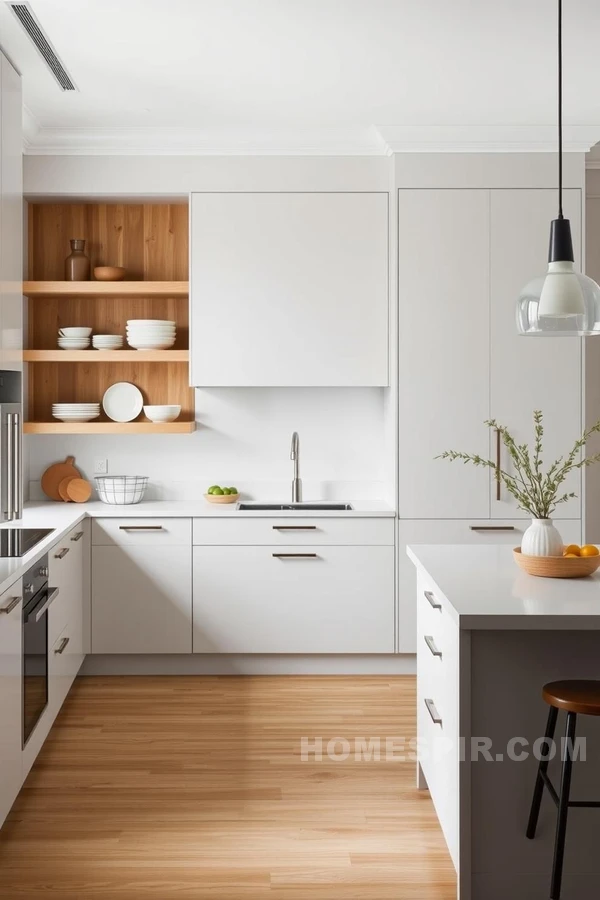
[526,680,600,899]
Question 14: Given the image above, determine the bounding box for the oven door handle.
[25,587,60,624]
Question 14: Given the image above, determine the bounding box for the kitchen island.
[408,544,600,900]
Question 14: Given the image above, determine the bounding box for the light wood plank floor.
[0,676,455,899]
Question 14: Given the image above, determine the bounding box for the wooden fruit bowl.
[514,548,600,579]
[204,493,240,505]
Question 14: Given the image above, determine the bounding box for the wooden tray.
[514,548,600,578]
[204,493,240,505]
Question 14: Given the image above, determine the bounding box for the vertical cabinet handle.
[424,698,443,727]
[495,428,501,501]
[54,637,70,655]
[70,531,84,542]
[14,413,22,520]
[6,413,13,521]
[0,596,21,614]
[424,590,441,611]
[54,547,70,560]
[424,635,443,659]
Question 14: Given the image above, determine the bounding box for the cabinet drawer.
[49,610,84,717]
[93,518,192,546]
[193,517,394,546]
[48,523,86,643]
[193,544,394,654]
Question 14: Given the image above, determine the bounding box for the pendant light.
[516,0,600,336]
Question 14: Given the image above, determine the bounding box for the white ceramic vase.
[521,518,564,557]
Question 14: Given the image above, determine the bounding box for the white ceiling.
[2,0,600,155]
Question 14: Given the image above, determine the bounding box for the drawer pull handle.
[55,637,70,655]
[424,634,443,658]
[54,547,70,560]
[272,525,317,531]
[424,590,441,611]
[118,526,164,531]
[469,526,516,532]
[425,698,442,727]
[0,596,21,614]
[70,531,84,542]
[272,553,319,559]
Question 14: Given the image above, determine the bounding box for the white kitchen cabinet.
[193,544,394,654]
[190,191,389,387]
[49,614,84,717]
[0,53,22,373]
[193,515,394,547]
[397,518,582,653]
[398,189,491,519]
[92,545,192,653]
[0,580,22,825]
[49,524,86,644]
[490,188,582,518]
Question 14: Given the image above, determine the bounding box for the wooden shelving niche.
[26,202,195,434]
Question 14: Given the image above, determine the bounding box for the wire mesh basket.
[95,476,149,505]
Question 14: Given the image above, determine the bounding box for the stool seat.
[543,680,600,716]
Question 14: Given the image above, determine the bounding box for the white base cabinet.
[193,544,394,654]
[0,581,22,825]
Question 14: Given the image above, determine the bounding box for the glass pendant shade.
[517,217,600,336]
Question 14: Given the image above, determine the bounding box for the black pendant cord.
[558,0,563,219]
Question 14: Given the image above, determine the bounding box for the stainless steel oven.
[22,555,59,747]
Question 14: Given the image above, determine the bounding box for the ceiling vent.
[8,2,77,90]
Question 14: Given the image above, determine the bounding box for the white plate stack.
[52,403,100,423]
[126,319,176,350]
[92,334,124,350]
[58,327,92,350]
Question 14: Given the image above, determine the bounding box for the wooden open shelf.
[24,422,196,435]
[26,202,194,435]
[24,350,189,363]
[24,281,189,297]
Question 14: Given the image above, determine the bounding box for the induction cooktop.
[0,528,54,558]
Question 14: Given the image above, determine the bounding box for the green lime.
[212,487,224,495]
[222,488,231,495]
[229,487,238,495]
[207,484,220,494]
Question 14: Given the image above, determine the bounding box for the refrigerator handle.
[13,413,22,520]
[6,413,14,521]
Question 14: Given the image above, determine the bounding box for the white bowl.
[127,320,176,327]
[58,343,90,350]
[143,404,181,423]
[93,334,123,341]
[59,327,93,338]
[128,341,176,350]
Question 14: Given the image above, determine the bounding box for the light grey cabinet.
[0,53,23,373]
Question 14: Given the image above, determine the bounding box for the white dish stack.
[57,327,92,350]
[126,319,176,350]
[52,403,100,423]
[93,334,124,350]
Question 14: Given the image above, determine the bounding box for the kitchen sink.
[237,502,354,511]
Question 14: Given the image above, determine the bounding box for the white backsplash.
[27,387,389,503]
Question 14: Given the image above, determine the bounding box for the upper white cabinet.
[190,192,389,386]
[0,53,23,373]
[398,187,582,521]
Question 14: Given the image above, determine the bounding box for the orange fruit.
[580,545,600,557]
[564,553,579,558]
[563,544,581,556]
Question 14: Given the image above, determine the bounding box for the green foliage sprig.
[436,411,600,519]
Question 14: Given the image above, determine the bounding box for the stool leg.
[550,711,577,900]
[526,705,559,839]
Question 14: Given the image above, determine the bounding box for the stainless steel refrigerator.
[0,371,22,521]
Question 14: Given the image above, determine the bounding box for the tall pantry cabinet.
[397,187,583,652]
[0,52,22,373]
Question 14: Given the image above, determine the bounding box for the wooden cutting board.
[65,478,92,503]
[41,457,81,501]
[58,476,77,502]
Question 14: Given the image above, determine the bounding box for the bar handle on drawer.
[54,547,70,559]
[54,637,69,655]
[272,525,317,531]
[0,596,21,614]
[424,590,441,610]
[272,553,319,559]
[70,531,84,542]
[118,526,164,531]
[424,635,443,659]
[469,526,516,532]
[424,698,442,726]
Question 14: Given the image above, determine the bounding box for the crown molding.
[375,125,600,154]
[22,124,390,156]
[21,121,600,157]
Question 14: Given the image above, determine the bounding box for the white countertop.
[0,499,394,596]
[407,544,600,630]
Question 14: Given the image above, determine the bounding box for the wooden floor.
[0,676,455,899]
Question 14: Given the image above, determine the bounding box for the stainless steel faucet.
[290,431,302,503]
